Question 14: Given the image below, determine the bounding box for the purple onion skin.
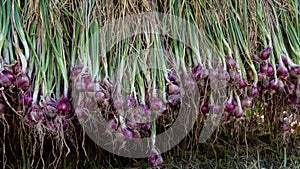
[267,65,274,76]
[0,70,15,87]
[149,149,164,167]
[168,71,177,81]
[168,83,180,94]
[46,119,58,131]
[234,108,243,118]
[290,66,300,76]
[137,121,151,130]
[71,64,83,77]
[201,102,210,115]
[101,78,113,91]
[107,119,118,130]
[242,97,252,109]
[219,71,230,82]
[121,126,134,139]
[248,85,259,97]
[62,118,69,130]
[286,95,297,105]
[287,82,296,94]
[18,90,33,106]
[269,79,278,90]
[16,73,30,89]
[95,89,110,105]
[27,106,44,123]
[167,94,180,106]
[260,61,269,74]
[278,80,285,92]
[126,95,135,108]
[224,100,235,112]
[238,78,247,89]
[223,114,231,122]
[192,64,208,80]
[260,46,271,60]
[227,57,236,69]
[257,72,263,81]
[150,98,166,114]
[56,95,70,115]
[12,63,21,74]
[209,69,219,80]
[279,120,290,131]
[277,66,289,78]
[281,56,288,67]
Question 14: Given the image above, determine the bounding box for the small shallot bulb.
[121,125,134,139]
[260,46,271,60]
[234,107,243,118]
[248,85,259,97]
[242,97,252,109]
[16,73,30,89]
[0,70,15,87]
[192,64,208,80]
[126,95,135,108]
[224,99,235,112]
[200,101,210,115]
[27,106,44,123]
[18,90,33,106]
[167,70,177,81]
[149,148,163,167]
[238,78,247,89]
[56,95,70,115]
[226,57,236,69]
[277,66,289,78]
[167,83,180,94]
[290,66,300,76]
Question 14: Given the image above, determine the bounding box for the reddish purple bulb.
[224,100,235,112]
[242,97,252,108]
[0,70,15,87]
[27,106,44,123]
[121,126,134,139]
[168,83,180,94]
[149,149,164,167]
[126,95,135,108]
[238,78,247,89]
[200,102,210,115]
[167,70,177,81]
[269,79,278,90]
[234,108,243,118]
[18,90,33,106]
[167,94,180,106]
[248,85,259,97]
[56,95,70,115]
[286,95,297,105]
[260,46,271,60]
[277,66,289,78]
[16,73,30,89]
[192,64,208,80]
[219,70,230,82]
[227,57,236,69]
[290,66,300,76]
[71,64,83,77]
